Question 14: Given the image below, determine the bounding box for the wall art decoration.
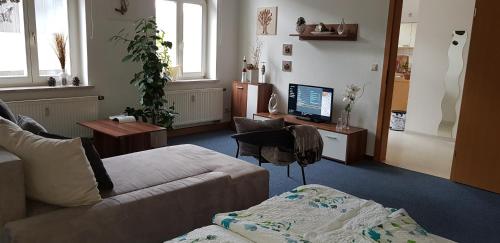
[257,7,277,35]
[282,61,292,72]
[283,44,292,56]
[115,0,130,15]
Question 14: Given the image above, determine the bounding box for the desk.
[78,120,166,158]
[253,113,368,164]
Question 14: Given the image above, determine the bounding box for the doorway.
[376,0,476,178]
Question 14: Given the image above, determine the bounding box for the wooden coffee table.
[78,120,166,158]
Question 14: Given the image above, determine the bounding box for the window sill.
[0,85,95,94]
[167,79,219,85]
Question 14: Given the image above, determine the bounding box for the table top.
[78,120,166,138]
[254,113,367,135]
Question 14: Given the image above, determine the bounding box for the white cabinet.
[252,114,367,164]
[399,23,418,48]
[318,130,348,162]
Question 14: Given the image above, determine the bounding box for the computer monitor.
[288,83,334,123]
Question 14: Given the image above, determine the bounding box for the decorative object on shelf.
[315,22,329,32]
[290,23,358,41]
[114,0,129,15]
[282,61,292,72]
[72,76,81,86]
[259,62,267,83]
[53,33,68,86]
[337,18,346,35]
[241,56,248,83]
[296,17,306,34]
[438,30,467,138]
[268,92,279,115]
[47,77,56,87]
[342,83,366,129]
[282,44,292,56]
[257,7,277,35]
[111,17,176,129]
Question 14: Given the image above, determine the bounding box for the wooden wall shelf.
[290,24,358,41]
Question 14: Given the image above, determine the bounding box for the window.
[0,0,77,86]
[156,0,207,79]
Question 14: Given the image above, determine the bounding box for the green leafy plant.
[111,17,176,129]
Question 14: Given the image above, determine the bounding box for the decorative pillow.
[0,117,102,207]
[17,115,48,135]
[38,132,114,191]
[0,99,17,123]
[233,117,285,156]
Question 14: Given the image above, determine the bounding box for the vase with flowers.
[53,33,68,85]
[342,84,365,129]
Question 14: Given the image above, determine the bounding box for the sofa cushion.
[0,149,26,227]
[102,144,268,199]
[0,99,16,123]
[38,132,114,192]
[0,117,102,207]
[17,115,47,135]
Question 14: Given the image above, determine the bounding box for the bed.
[166,184,454,243]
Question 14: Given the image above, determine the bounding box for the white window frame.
[0,0,79,87]
[157,0,207,80]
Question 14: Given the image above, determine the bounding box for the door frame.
[374,0,404,162]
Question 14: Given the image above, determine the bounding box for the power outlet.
[371,64,379,71]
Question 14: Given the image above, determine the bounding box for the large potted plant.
[111,17,176,129]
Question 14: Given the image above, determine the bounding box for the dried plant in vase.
[53,33,68,85]
[249,37,263,70]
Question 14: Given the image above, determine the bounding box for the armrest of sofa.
[0,149,26,227]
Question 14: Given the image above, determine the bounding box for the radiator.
[7,96,99,138]
[167,88,224,128]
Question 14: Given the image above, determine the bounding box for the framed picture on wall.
[282,61,292,72]
[283,44,293,56]
[256,7,277,35]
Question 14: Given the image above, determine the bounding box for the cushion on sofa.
[0,117,102,207]
[233,117,285,156]
[0,99,17,123]
[17,115,48,135]
[38,132,114,191]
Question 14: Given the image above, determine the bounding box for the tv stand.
[295,116,327,123]
[253,113,368,165]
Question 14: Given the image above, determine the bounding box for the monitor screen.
[288,84,334,122]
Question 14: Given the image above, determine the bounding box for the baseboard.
[167,122,231,138]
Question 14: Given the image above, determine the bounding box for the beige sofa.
[0,144,269,243]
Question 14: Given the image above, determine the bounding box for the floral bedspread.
[167,185,443,243]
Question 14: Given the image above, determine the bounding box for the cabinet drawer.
[319,129,348,161]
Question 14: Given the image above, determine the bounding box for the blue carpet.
[169,130,500,243]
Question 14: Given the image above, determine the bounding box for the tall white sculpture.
[438,30,467,138]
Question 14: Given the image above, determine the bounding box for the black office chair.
[231,129,308,185]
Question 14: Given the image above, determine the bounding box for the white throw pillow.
[0,117,102,207]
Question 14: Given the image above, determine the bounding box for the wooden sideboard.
[231,81,273,119]
[253,113,368,164]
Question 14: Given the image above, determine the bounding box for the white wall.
[1,0,240,122]
[401,0,420,23]
[405,0,475,138]
[238,0,389,155]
